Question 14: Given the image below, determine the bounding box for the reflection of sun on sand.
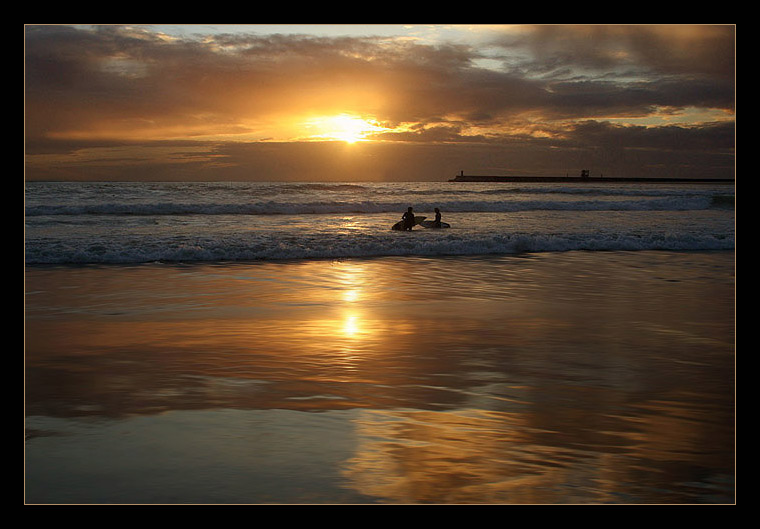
[342,313,360,337]
[335,261,373,342]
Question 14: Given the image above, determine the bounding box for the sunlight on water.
[25,252,734,503]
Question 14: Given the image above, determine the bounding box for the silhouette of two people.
[401,206,443,230]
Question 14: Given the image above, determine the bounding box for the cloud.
[489,24,735,80]
[24,24,735,180]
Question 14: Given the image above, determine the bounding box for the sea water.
[24,180,734,264]
[24,180,735,504]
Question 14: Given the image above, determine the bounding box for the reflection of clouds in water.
[340,392,735,504]
[340,408,583,504]
[25,253,735,503]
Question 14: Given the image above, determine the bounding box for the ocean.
[24,180,735,504]
[24,180,734,264]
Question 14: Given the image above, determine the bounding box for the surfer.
[434,207,442,228]
[402,207,415,231]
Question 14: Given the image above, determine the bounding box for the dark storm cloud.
[491,24,735,80]
[566,120,735,153]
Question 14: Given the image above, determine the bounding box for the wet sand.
[25,251,735,504]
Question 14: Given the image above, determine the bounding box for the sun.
[330,116,368,144]
[303,114,387,143]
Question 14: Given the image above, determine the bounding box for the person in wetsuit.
[433,207,442,228]
[402,207,415,231]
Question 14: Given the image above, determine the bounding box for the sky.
[24,24,735,182]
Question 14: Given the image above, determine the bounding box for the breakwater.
[449,174,734,184]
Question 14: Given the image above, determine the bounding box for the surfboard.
[392,215,426,231]
[420,220,450,229]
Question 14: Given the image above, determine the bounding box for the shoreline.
[23,247,736,270]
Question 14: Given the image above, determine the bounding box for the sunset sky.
[24,24,735,181]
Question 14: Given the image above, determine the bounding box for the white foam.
[24,229,735,264]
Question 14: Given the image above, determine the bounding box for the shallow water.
[25,251,735,503]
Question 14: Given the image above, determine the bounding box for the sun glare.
[303,114,387,143]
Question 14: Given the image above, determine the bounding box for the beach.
[25,250,735,504]
[25,23,736,505]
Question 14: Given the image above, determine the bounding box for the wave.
[25,230,735,265]
[25,195,725,217]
